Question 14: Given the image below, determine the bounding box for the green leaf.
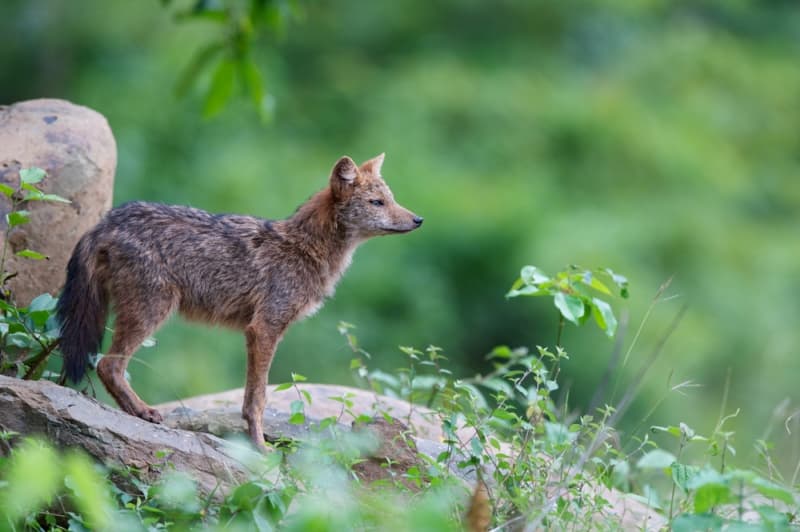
[230,481,263,512]
[582,272,612,295]
[291,372,307,382]
[507,265,553,298]
[591,298,618,337]
[755,505,791,528]
[290,400,304,415]
[175,41,224,98]
[242,57,265,108]
[20,167,46,185]
[469,436,483,458]
[0,439,61,522]
[203,58,236,118]
[651,425,682,438]
[694,483,731,513]
[7,210,30,228]
[671,514,723,532]
[544,422,576,446]
[506,284,545,298]
[0,183,14,197]
[274,382,293,392]
[27,193,70,203]
[15,249,47,260]
[63,452,114,530]
[688,469,731,513]
[251,498,274,532]
[175,7,228,23]
[28,293,57,326]
[749,476,796,506]
[670,462,697,494]
[300,389,312,405]
[21,189,43,201]
[520,265,550,286]
[288,412,305,425]
[6,332,33,349]
[480,377,514,397]
[553,292,584,324]
[636,449,676,469]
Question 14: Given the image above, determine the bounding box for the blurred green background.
[2,1,798,470]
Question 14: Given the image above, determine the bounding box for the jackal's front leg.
[242,320,283,450]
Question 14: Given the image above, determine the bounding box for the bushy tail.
[56,235,108,383]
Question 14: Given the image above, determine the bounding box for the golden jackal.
[56,154,423,448]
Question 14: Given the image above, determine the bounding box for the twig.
[22,339,59,380]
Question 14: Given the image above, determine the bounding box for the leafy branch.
[164,0,304,120]
[506,265,629,338]
[0,167,69,380]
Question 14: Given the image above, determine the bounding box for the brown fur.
[56,154,422,448]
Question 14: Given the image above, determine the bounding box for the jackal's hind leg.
[97,296,175,424]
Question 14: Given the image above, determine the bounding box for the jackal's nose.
[413,216,424,227]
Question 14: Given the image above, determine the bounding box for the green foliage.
[166,0,303,119]
[0,294,60,379]
[0,168,68,380]
[328,270,799,529]
[0,438,115,530]
[507,265,628,338]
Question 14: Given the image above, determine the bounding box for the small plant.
[506,265,629,339]
[637,420,797,529]
[0,167,69,380]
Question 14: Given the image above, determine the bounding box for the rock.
[0,99,116,306]
[162,405,353,443]
[156,383,460,443]
[0,376,249,496]
[160,400,469,482]
[351,417,424,488]
[158,385,666,529]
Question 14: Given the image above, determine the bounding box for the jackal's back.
[91,202,280,326]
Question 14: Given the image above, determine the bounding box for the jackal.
[56,154,422,448]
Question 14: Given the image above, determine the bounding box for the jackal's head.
[329,153,423,239]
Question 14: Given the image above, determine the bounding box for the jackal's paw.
[138,407,163,424]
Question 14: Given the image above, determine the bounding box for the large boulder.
[0,99,116,306]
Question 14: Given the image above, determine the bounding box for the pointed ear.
[360,153,385,176]
[330,156,359,200]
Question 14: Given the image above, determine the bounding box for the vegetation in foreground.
[0,234,797,530]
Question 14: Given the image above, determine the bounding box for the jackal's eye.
[369,199,385,206]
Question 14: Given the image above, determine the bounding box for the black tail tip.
[62,356,88,384]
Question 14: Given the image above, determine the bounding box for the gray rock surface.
[0,99,116,305]
[0,376,249,496]
[156,382,456,442]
